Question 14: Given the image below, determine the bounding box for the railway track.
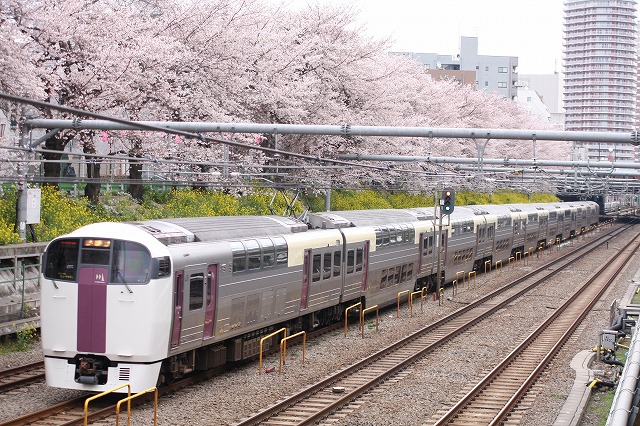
[0,361,45,393]
[432,230,640,425]
[232,224,631,426]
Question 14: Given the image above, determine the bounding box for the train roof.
[307,208,434,229]
[131,215,308,244]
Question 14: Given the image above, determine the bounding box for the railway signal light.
[441,189,454,215]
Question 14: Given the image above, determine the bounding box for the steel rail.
[433,230,640,426]
[233,224,630,425]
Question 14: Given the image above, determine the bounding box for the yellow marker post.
[259,327,286,374]
[344,302,362,336]
[361,305,379,338]
[280,331,306,375]
[115,387,158,426]
[397,290,410,317]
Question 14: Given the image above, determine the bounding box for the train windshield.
[44,238,152,284]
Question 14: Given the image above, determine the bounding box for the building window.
[527,96,532,102]
[498,67,508,73]
[485,66,489,71]
[498,82,507,88]
[475,65,479,69]
[0,124,4,137]
[484,81,489,86]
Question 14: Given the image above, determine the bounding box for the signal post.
[435,188,454,302]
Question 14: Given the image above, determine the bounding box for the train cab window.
[81,248,110,265]
[245,240,261,270]
[333,251,341,277]
[259,238,276,267]
[189,273,204,311]
[231,242,246,272]
[355,248,364,272]
[347,249,355,274]
[273,237,288,265]
[323,253,332,279]
[111,241,151,284]
[312,254,321,282]
[44,239,80,281]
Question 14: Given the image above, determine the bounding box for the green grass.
[584,388,616,426]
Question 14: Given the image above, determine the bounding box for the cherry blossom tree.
[0,0,566,198]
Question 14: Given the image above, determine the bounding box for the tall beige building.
[563,0,638,162]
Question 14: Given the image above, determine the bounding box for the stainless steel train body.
[40,201,599,393]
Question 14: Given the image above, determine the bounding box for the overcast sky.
[270,0,564,75]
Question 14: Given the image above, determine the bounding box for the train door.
[170,270,183,349]
[203,264,218,340]
[300,250,311,311]
[360,241,370,291]
[181,265,207,344]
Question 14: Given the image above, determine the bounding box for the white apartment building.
[393,36,519,100]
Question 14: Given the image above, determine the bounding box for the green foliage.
[304,190,558,212]
[34,186,102,242]
[15,322,37,351]
[0,186,560,245]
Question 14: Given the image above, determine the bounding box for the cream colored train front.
[41,222,175,393]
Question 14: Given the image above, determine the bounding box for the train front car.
[41,222,175,393]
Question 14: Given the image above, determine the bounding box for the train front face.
[41,223,173,393]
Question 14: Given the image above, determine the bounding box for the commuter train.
[41,201,599,392]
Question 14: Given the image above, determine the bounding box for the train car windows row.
[497,216,512,228]
[379,262,414,289]
[231,237,289,273]
[496,239,510,251]
[375,225,415,247]
[453,248,473,265]
[313,250,343,282]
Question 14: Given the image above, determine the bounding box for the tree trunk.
[80,132,101,203]
[127,136,144,201]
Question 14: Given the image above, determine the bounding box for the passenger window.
[380,269,387,288]
[189,273,204,311]
[422,238,429,255]
[273,237,288,265]
[245,240,261,270]
[382,227,389,246]
[391,227,398,244]
[231,241,246,273]
[356,248,364,272]
[333,251,341,277]
[375,228,383,247]
[312,254,321,282]
[323,253,331,279]
[347,250,355,274]
[407,263,413,280]
[259,238,275,267]
[394,266,401,284]
[401,264,407,282]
